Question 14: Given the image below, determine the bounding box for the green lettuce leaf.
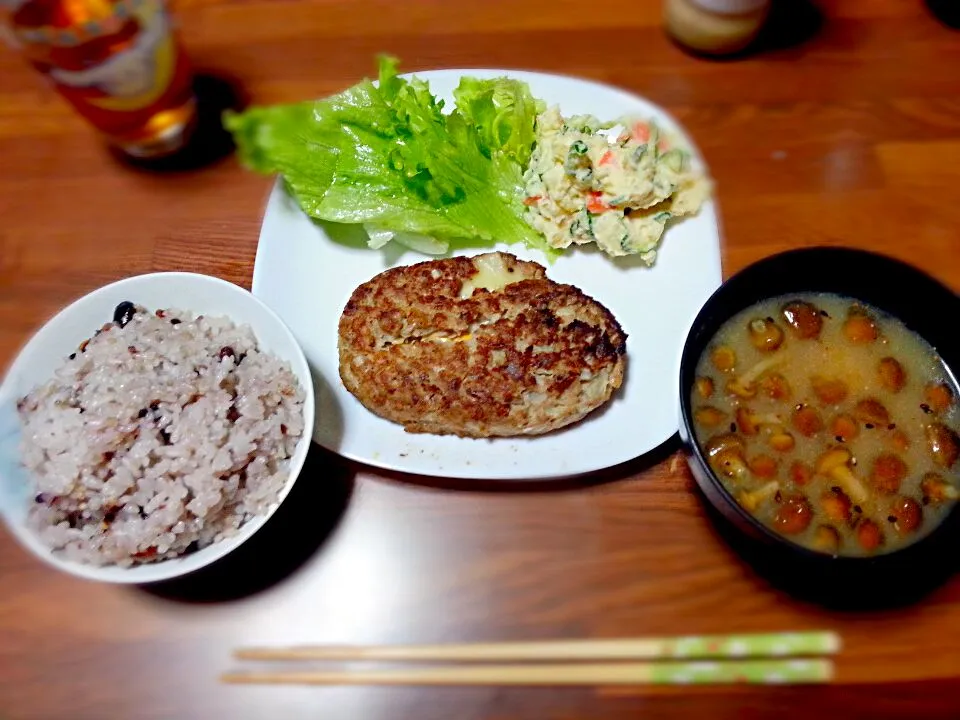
[453,75,543,167]
[224,56,553,255]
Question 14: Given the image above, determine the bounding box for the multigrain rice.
[16,303,305,567]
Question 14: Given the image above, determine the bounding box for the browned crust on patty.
[337,252,627,438]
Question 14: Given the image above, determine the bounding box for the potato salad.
[522,107,710,263]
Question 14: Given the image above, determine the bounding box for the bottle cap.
[688,0,769,13]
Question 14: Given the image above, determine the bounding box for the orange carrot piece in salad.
[631,121,650,143]
[599,150,616,166]
[586,191,609,214]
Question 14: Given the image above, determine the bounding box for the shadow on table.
[111,70,249,174]
[374,433,683,493]
[924,0,960,29]
[754,0,824,54]
[701,499,960,612]
[141,443,354,603]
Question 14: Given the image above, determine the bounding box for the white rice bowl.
[0,273,315,584]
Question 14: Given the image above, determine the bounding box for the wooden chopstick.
[221,659,835,686]
[233,631,840,663]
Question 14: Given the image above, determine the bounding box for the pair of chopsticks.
[221,631,840,686]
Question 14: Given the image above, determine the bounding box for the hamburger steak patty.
[337,252,627,438]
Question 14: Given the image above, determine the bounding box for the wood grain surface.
[3,1,960,718]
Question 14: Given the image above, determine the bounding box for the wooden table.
[3,1,960,717]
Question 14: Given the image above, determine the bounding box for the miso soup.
[691,293,959,557]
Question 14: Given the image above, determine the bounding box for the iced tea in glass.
[1,0,197,158]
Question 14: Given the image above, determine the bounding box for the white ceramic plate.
[252,69,722,480]
[0,273,315,583]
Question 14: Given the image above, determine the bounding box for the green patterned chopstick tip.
[662,631,841,659]
[649,659,835,685]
